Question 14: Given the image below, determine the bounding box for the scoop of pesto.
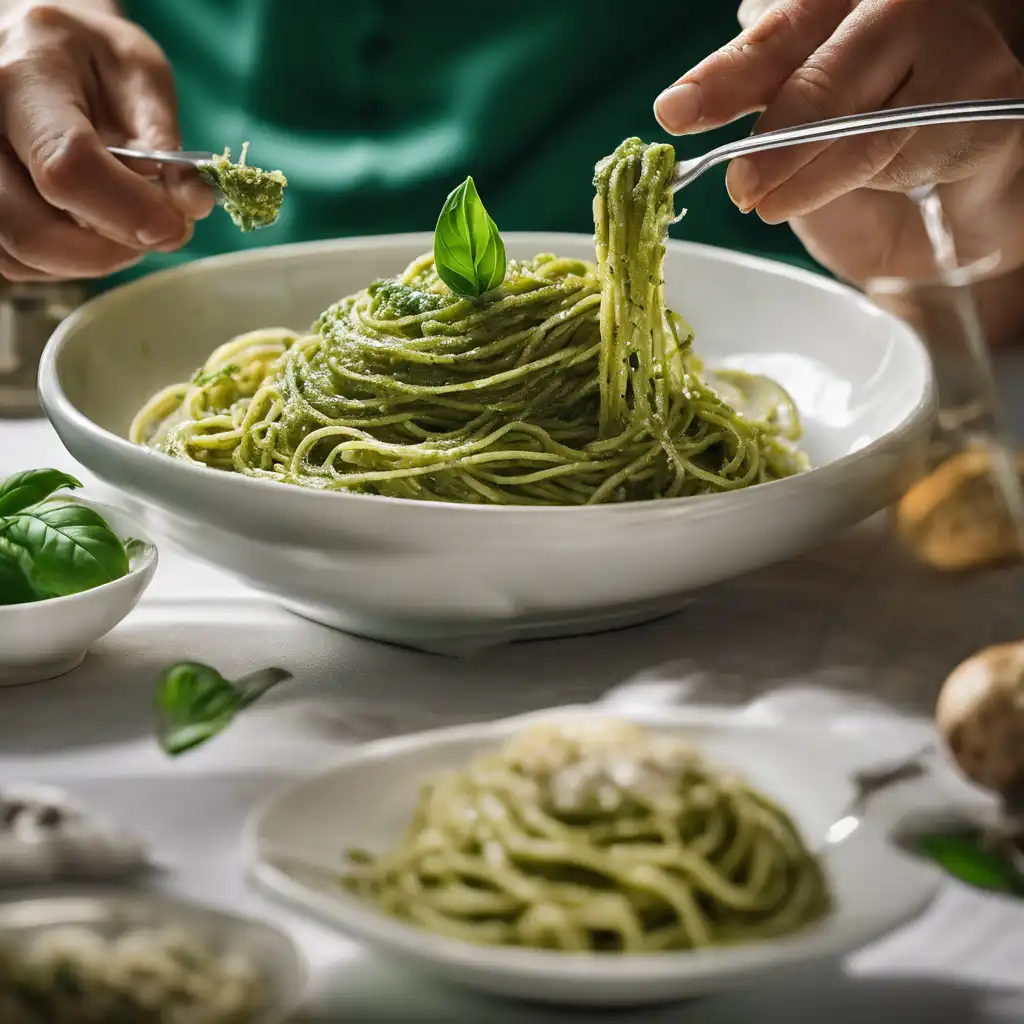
[198,142,287,232]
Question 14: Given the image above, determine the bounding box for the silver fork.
[670,98,1024,194]
[106,146,217,169]
[106,146,226,203]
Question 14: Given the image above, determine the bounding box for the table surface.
[1,411,1023,1022]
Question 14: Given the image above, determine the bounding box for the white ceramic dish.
[0,889,306,1024]
[0,500,157,686]
[39,234,934,649]
[242,706,942,1007]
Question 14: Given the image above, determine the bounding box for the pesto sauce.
[368,279,448,318]
[198,142,287,232]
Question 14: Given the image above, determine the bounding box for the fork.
[670,98,1024,193]
[106,146,226,204]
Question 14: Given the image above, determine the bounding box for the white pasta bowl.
[0,500,157,687]
[38,234,934,649]
[242,705,943,1007]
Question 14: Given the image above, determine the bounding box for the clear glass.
[867,221,1024,573]
[0,280,87,418]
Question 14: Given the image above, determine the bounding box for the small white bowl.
[0,889,306,1024]
[0,499,157,687]
[243,706,943,1007]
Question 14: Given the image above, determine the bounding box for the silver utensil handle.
[673,98,1024,191]
[106,146,216,168]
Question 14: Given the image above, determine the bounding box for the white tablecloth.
[1,416,1022,1022]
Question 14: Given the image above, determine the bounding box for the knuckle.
[871,148,918,191]
[1,218,45,267]
[857,129,909,182]
[126,37,174,87]
[17,3,71,33]
[29,127,96,200]
[742,3,798,47]
[788,60,842,117]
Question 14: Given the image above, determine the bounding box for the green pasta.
[131,139,806,505]
[341,720,832,953]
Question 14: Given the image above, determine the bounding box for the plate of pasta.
[242,708,941,1006]
[39,139,934,648]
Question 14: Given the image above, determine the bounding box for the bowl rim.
[241,703,943,985]
[0,887,308,1023]
[0,496,158,615]
[39,232,937,518]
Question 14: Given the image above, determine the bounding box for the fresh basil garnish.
[433,176,506,298]
[0,469,128,605]
[155,661,293,756]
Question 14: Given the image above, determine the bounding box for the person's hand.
[654,1,1024,302]
[0,2,213,282]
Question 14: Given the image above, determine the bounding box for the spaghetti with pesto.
[341,720,831,952]
[130,139,805,505]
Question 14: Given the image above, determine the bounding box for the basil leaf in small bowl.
[0,468,82,517]
[0,476,158,686]
[2,503,130,601]
[433,176,507,298]
[0,468,129,605]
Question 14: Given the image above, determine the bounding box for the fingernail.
[654,83,702,134]
[726,158,761,210]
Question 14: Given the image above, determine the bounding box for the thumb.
[110,53,214,222]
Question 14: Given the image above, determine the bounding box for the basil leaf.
[1,504,129,600]
[914,832,1024,897]
[236,667,293,708]
[0,469,82,518]
[433,176,506,298]
[0,535,35,605]
[155,662,240,756]
[155,661,292,756]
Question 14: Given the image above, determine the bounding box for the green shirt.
[114,0,815,286]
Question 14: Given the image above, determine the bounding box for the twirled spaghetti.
[131,139,805,505]
[341,720,831,952]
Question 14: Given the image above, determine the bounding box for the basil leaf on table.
[912,830,1024,898]
[0,504,129,600]
[0,468,82,517]
[155,661,293,756]
[433,176,507,298]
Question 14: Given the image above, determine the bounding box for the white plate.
[242,705,942,1007]
[39,234,934,650]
